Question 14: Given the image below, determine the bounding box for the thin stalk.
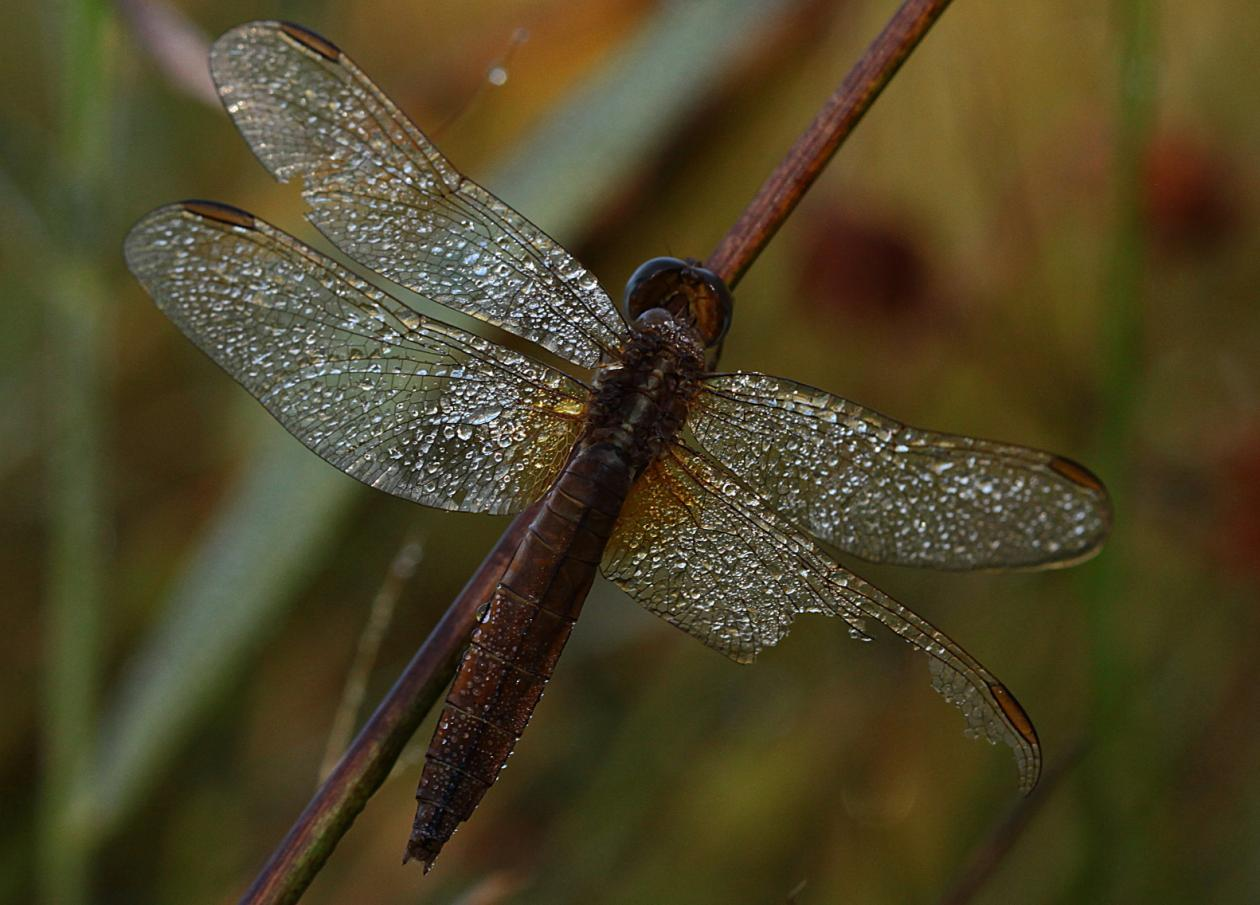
[318,533,425,782]
[39,1,112,903]
[705,0,955,289]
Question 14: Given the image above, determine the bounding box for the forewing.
[691,372,1111,570]
[208,21,628,369]
[124,201,586,514]
[602,442,1042,792]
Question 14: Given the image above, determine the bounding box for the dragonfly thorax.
[586,314,705,475]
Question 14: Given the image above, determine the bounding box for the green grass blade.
[38,1,112,902]
[1075,0,1158,900]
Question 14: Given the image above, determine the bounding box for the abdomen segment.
[406,443,631,870]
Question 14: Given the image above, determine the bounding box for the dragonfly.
[125,21,1111,871]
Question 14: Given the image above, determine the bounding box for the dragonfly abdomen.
[407,442,632,870]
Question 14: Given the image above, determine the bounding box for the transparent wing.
[124,201,587,514]
[602,442,1041,792]
[690,372,1111,570]
[208,20,628,369]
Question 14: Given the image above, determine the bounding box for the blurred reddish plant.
[1143,132,1242,256]
[795,205,935,324]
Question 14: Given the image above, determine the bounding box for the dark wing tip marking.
[277,21,342,61]
[179,200,256,228]
[989,684,1039,747]
[1048,455,1107,495]
[1049,454,1114,548]
[988,683,1041,793]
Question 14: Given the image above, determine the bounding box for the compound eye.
[622,257,733,349]
[622,257,685,319]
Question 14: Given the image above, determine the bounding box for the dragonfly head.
[623,257,732,360]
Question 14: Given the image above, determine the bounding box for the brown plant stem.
[706,0,955,288]
[238,2,960,901]
[238,504,539,905]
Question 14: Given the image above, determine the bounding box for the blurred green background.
[4,0,1257,902]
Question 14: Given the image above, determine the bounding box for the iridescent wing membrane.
[125,201,587,515]
[209,21,627,369]
[690,373,1111,570]
[602,445,1048,790]
[605,388,1110,791]
[127,20,625,515]
[127,21,1112,795]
